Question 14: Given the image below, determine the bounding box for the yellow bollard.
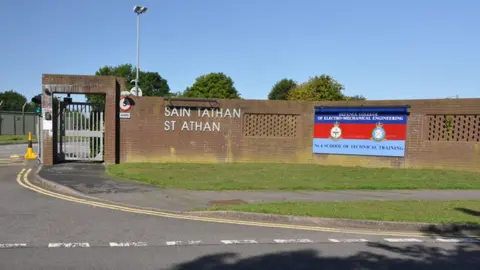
[24,132,37,160]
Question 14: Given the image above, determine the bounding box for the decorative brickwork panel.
[426,115,480,142]
[244,114,298,137]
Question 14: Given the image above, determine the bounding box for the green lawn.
[207,200,480,224]
[106,163,480,191]
[0,135,37,144]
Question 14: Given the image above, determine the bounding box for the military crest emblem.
[329,121,342,141]
[371,122,386,142]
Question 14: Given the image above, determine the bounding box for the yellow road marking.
[16,168,470,238]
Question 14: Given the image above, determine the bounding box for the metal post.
[36,115,40,159]
[22,101,27,135]
[135,13,140,96]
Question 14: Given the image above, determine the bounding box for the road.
[0,165,478,269]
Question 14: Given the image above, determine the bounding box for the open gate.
[54,101,104,162]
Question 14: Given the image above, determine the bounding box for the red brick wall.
[120,97,480,171]
[41,74,122,165]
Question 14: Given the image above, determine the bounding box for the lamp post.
[132,5,148,97]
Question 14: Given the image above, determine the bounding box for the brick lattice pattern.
[243,114,298,137]
[426,114,480,142]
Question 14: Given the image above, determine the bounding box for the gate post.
[40,86,54,165]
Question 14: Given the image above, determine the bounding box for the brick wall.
[41,74,121,165]
[119,97,480,171]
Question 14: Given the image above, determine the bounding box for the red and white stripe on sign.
[119,97,132,112]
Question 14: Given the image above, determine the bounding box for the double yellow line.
[16,168,443,238]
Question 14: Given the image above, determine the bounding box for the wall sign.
[119,97,132,112]
[313,106,409,157]
[119,112,131,119]
[163,107,241,132]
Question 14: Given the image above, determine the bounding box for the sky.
[1,0,479,102]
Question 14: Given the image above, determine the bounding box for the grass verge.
[107,163,480,191]
[0,135,37,144]
[207,200,480,224]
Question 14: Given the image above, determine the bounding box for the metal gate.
[55,101,104,162]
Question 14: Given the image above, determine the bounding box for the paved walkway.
[38,163,480,212]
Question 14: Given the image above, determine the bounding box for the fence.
[0,111,38,136]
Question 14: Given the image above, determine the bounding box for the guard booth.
[52,95,105,163]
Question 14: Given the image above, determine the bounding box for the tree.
[346,95,367,100]
[0,90,34,111]
[183,72,241,99]
[287,75,346,101]
[139,71,170,97]
[86,64,171,103]
[268,79,297,100]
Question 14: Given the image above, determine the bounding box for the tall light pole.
[133,5,148,96]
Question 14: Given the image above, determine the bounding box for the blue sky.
[1,0,479,101]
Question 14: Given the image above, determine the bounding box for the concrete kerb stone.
[187,210,480,235]
[0,142,31,146]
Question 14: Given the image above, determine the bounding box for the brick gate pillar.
[41,74,123,165]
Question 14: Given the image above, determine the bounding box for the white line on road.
[384,238,423,243]
[221,240,258,244]
[0,243,27,248]
[273,239,313,244]
[329,239,369,243]
[109,242,147,247]
[436,238,480,243]
[328,239,341,242]
[48,243,90,248]
[165,240,203,246]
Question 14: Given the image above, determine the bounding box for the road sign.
[119,112,131,119]
[130,86,143,97]
[119,97,132,112]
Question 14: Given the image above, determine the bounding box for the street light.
[132,5,148,97]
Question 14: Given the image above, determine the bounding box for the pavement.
[0,162,478,269]
[37,163,480,213]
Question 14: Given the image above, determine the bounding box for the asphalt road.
[0,165,478,269]
[0,143,32,157]
[1,242,478,270]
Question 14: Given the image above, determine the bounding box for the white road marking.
[384,238,423,243]
[273,239,313,244]
[342,239,369,243]
[165,240,203,246]
[48,242,90,248]
[109,242,147,247]
[436,238,479,243]
[328,239,341,243]
[0,243,27,248]
[221,240,258,244]
[329,239,368,243]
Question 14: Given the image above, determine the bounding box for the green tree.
[268,79,297,100]
[0,90,34,111]
[346,95,367,100]
[139,71,170,97]
[183,72,241,99]
[287,75,346,101]
[86,64,170,103]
